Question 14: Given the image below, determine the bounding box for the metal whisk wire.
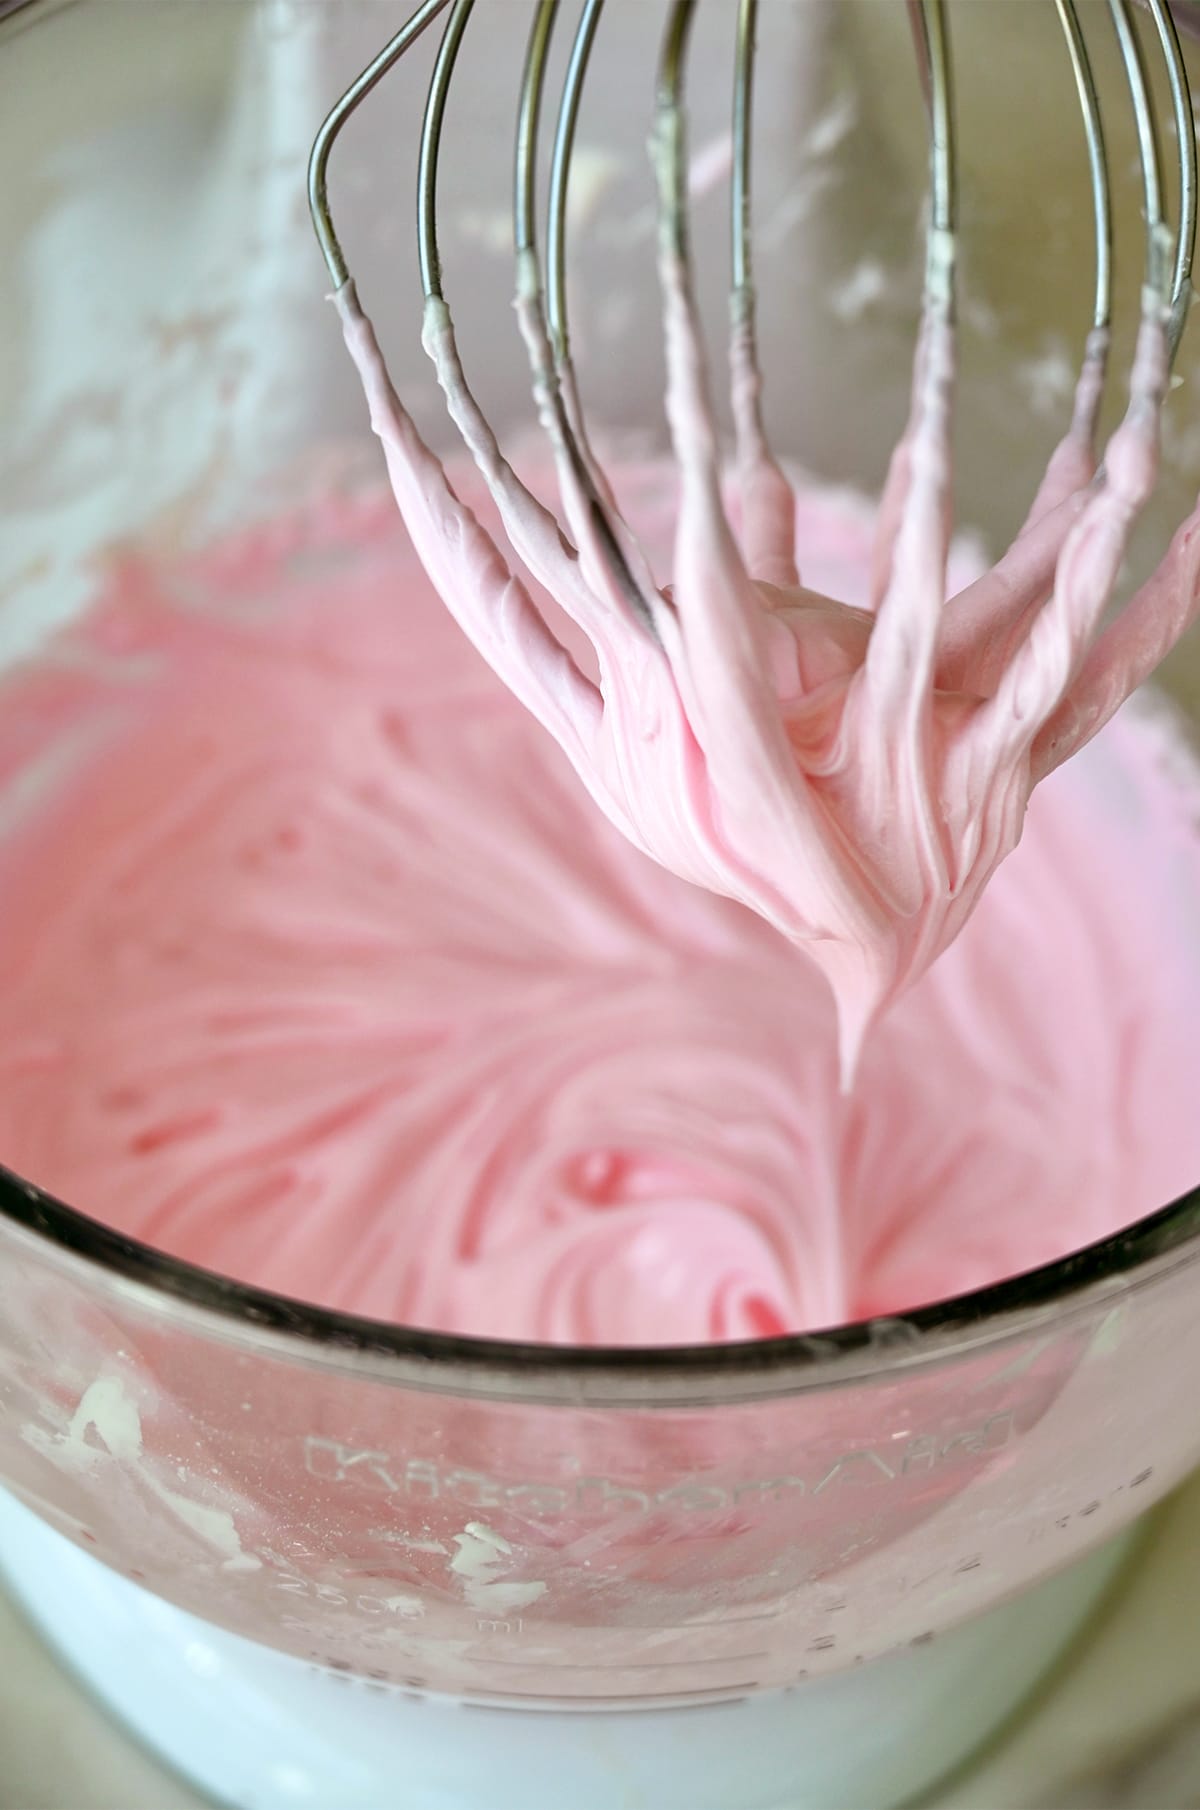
[1129,0,1197,356]
[308,0,449,291]
[511,0,657,630]
[1055,0,1113,348]
[309,0,1197,625]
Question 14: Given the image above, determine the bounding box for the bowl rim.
[3,1162,1200,1407]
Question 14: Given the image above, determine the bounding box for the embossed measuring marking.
[483,1652,769,1670]
[1022,1465,1157,1544]
[466,1685,763,1708]
[588,1610,789,1630]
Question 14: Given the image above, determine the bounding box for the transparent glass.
[1,3,1200,1806]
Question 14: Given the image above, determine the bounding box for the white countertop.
[3,1474,1200,1810]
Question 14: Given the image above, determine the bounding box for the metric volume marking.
[482,1651,769,1670]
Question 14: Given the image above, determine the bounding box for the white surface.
[0,1489,1130,1810]
[2,1478,1200,1810]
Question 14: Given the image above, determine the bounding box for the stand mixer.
[2,5,1200,1808]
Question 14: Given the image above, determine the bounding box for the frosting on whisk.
[311,0,1200,1080]
[335,265,1194,1080]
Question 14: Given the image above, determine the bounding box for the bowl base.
[0,1486,1131,1810]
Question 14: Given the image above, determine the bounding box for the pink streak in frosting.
[333,228,1200,1083]
[0,469,1198,1345]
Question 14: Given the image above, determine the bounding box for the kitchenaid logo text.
[302,1412,1015,1518]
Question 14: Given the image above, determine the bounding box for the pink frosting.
[333,228,1200,1080]
[0,469,1198,1345]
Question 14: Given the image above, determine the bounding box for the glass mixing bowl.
[1,5,1200,1809]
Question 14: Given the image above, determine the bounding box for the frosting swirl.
[0,471,1197,1342]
